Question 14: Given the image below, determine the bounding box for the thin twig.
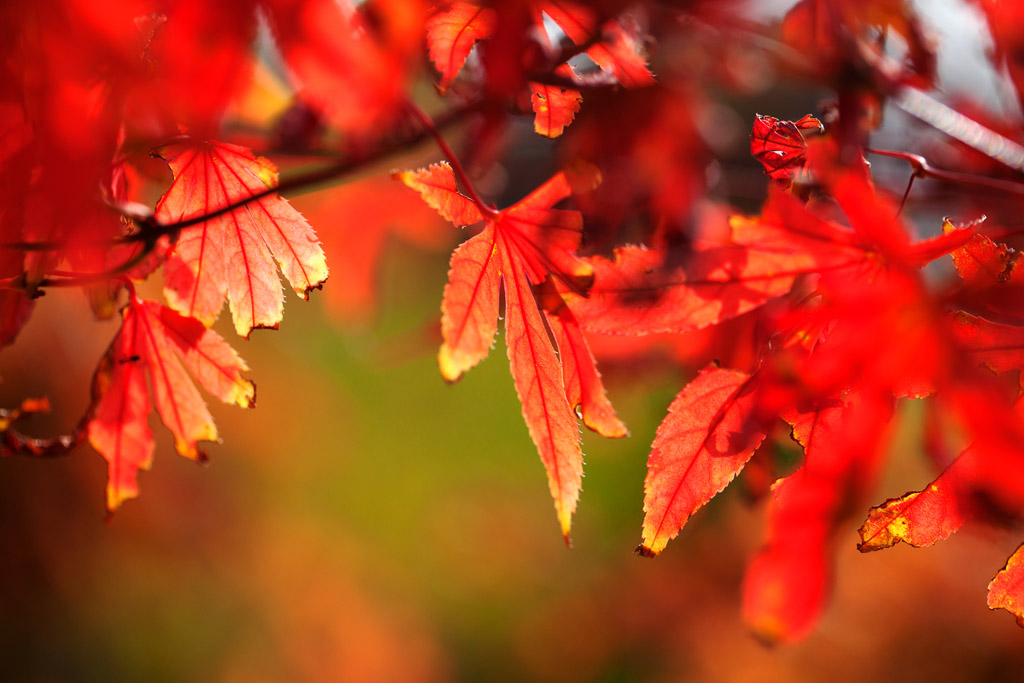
[405,100,499,219]
[866,147,1024,197]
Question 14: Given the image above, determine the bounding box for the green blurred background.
[3,208,1024,682]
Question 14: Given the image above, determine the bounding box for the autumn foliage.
[7,0,1024,645]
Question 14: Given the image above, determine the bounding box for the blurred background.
[4,0,1024,681]
[3,217,1024,682]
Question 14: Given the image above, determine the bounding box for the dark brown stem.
[0,402,88,459]
[895,171,917,218]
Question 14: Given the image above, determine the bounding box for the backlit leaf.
[155,139,328,337]
[569,192,866,335]
[743,395,889,642]
[543,288,627,438]
[88,297,254,511]
[425,2,496,92]
[501,236,583,541]
[438,224,501,381]
[400,160,608,537]
[639,365,764,557]
[988,543,1024,628]
[530,80,582,139]
[858,448,973,551]
[394,162,486,228]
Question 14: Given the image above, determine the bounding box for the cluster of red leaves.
[5,0,1024,645]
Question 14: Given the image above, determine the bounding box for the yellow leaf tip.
[437,346,466,383]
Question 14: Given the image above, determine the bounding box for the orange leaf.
[543,289,626,438]
[155,139,328,337]
[858,448,973,551]
[438,224,501,381]
[88,297,254,511]
[639,365,764,557]
[88,309,153,512]
[570,193,867,335]
[530,81,582,138]
[988,542,1024,628]
[394,162,486,228]
[425,2,496,92]
[399,160,609,537]
[501,235,583,541]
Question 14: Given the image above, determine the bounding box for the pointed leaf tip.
[396,162,485,227]
[640,365,763,555]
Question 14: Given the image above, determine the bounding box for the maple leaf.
[425,2,497,93]
[950,231,1016,288]
[988,542,1024,628]
[584,16,656,88]
[537,2,654,87]
[638,365,765,557]
[530,76,582,139]
[393,162,485,228]
[946,230,1024,318]
[743,396,890,642]
[155,139,328,337]
[88,295,255,511]
[542,286,627,439]
[750,114,823,185]
[398,160,616,538]
[568,192,867,335]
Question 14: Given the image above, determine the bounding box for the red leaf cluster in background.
[6,0,1024,645]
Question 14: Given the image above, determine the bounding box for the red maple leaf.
[397,160,621,539]
[638,364,765,557]
[155,139,328,337]
[567,191,868,335]
[88,292,255,512]
[425,2,497,93]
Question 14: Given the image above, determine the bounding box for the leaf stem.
[404,101,499,219]
[865,147,1024,197]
